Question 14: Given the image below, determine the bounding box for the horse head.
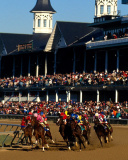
[31,116,37,127]
[70,119,77,131]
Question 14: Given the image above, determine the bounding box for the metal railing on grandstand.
[1,81,128,89]
[0,114,128,125]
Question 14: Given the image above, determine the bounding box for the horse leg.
[80,135,86,150]
[46,130,55,143]
[110,131,113,141]
[44,136,49,149]
[64,137,71,150]
[25,136,29,145]
[42,135,49,152]
[21,135,25,144]
[87,131,90,145]
[98,136,103,147]
[76,133,85,151]
[67,141,71,150]
[41,135,45,152]
[106,136,109,143]
[28,135,33,148]
[35,135,38,146]
[111,134,113,141]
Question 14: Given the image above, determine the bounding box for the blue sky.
[0,0,128,34]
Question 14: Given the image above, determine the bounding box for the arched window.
[44,19,47,27]
[38,19,41,27]
[100,5,104,14]
[107,5,111,15]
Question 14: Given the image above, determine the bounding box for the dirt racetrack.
[0,119,128,160]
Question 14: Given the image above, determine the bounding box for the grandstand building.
[0,0,128,103]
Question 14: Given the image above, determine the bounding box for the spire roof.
[30,0,56,13]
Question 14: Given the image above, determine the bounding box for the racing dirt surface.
[0,119,128,160]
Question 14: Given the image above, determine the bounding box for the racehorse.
[31,116,49,152]
[57,117,86,151]
[69,119,86,151]
[21,125,33,147]
[56,116,66,139]
[56,116,70,148]
[82,118,91,145]
[94,118,110,147]
[21,117,33,147]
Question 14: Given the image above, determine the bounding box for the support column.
[67,91,71,103]
[54,49,58,75]
[105,50,108,73]
[46,90,49,102]
[45,53,47,76]
[83,51,86,73]
[20,56,23,77]
[117,50,119,72]
[12,92,14,102]
[36,56,39,77]
[19,91,22,102]
[80,90,83,103]
[37,92,40,102]
[56,90,58,102]
[97,90,100,103]
[69,91,71,102]
[73,48,76,73]
[94,52,97,73]
[13,56,15,78]
[28,56,30,77]
[115,89,118,103]
[27,91,30,102]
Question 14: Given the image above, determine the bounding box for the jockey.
[21,117,26,131]
[70,111,78,121]
[34,113,49,131]
[60,111,67,124]
[26,115,31,125]
[93,112,103,123]
[41,113,48,126]
[82,111,89,122]
[70,111,81,125]
[81,111,91,130]
[94,112,108,130]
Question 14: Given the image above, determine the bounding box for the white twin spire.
[95,0,118,18]
[30,0,56,34]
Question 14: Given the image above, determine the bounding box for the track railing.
[0,114,128,125]
[0,123,23,147]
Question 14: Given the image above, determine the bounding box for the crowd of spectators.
[0,100,128,119]
[0,70,128,88]
[104,29,128,40]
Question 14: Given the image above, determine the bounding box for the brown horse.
[21,125,33,147]
[94,118,110,147]
[82,118,91,145]
[56,116,66,139]
[21,117,33,147]
[56,116,70,148]
[69,119,86,151]
[31,116,49,152]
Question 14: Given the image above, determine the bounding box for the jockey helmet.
[95,113,99,117]
[34,113,38,117]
